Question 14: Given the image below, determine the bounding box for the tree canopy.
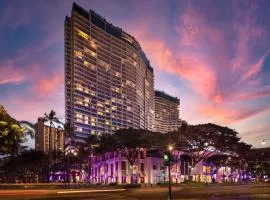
[0,105,28,156]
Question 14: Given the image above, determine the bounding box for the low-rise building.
[89,150,236,184]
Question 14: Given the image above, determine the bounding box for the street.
[0,184,269,200]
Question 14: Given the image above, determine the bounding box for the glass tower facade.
[65,3,155,141]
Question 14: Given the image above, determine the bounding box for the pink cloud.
[127,3,270,126]
[35,74,64,94]
[0,66,25,85]
[198,104,270,124]
[243,50,269,80]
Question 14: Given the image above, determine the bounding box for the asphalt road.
[0,184,269,200]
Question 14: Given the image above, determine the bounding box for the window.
[91,117,96,122]
[78,30,89,40]
[76,100,83,105]
[153,164,158,170]
[140,151,144,159]
[140,163,144,172]
[121,176,126,184]
[111,164,114,176]
[74,50,83,59]
[76,113,83,118]
[116,161,118,172]
[121,161,126,171]
[90,40,97,49]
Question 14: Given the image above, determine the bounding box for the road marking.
[57,189,126,194]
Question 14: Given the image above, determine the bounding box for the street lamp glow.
[168,145,173,151]
[261,140,266,145]
[73,152,78,156]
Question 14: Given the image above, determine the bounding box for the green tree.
[0,105,28,156]
[178,123,247,169]
[3,150,48,183]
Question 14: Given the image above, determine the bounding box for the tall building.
[65,3,155,141]
[35,118,65,153]
[154,91,181,133]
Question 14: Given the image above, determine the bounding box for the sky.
[0,0,269,147]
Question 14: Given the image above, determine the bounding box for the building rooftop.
[155,90,180,104]
[71,2,153,73]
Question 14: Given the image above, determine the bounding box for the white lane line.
[57,189,126,194]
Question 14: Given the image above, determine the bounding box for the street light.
[168,145,173,200]
[65,146,78,185]
[262,139,270,145]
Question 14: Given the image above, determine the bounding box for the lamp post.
[168,145,173,200]
[65,146,78,185]
[261,139,270,146]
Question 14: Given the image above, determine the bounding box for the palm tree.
[63,122,74,146]
[43,110,60,153]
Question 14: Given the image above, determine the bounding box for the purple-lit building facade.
[89,150,182,184]
[89,150,238,184]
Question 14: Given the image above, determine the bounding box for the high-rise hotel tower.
[154,91,181,133]
[65,3,155,141]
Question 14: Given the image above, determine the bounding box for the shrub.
[123,184,141,188]
[108,182,117,186]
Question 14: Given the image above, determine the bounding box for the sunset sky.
[0,0,269,147]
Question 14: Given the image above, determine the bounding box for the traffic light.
[164,154,170,166]
[162,170,166,177]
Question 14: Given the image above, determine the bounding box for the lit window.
[74,50,83,59]
[97,59,110,70]
[84,116,89,120]
[91,118,96,122]
[78,30,89,40]
[84,98,90,103]
[91,51,97,57]
[90,40,97,49]
[91,92,96,96]
[76,118,83,123]
[76,113,83,118]
[105,109,110,113]
[97,111,103,116]
[84,47,97,58]
[91,130,96,134]
[91,122,96,126]
[105,101,110,105]
[97,102,103,107]
[105,120,110,125]
[84,121,89,124]
[112,106,117,111]
[90,65,96,70]
[76,100,83,105]
[115,72,121,77]
[77,127,82,132]
[127,106,132,111]
[84,60,90,66]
